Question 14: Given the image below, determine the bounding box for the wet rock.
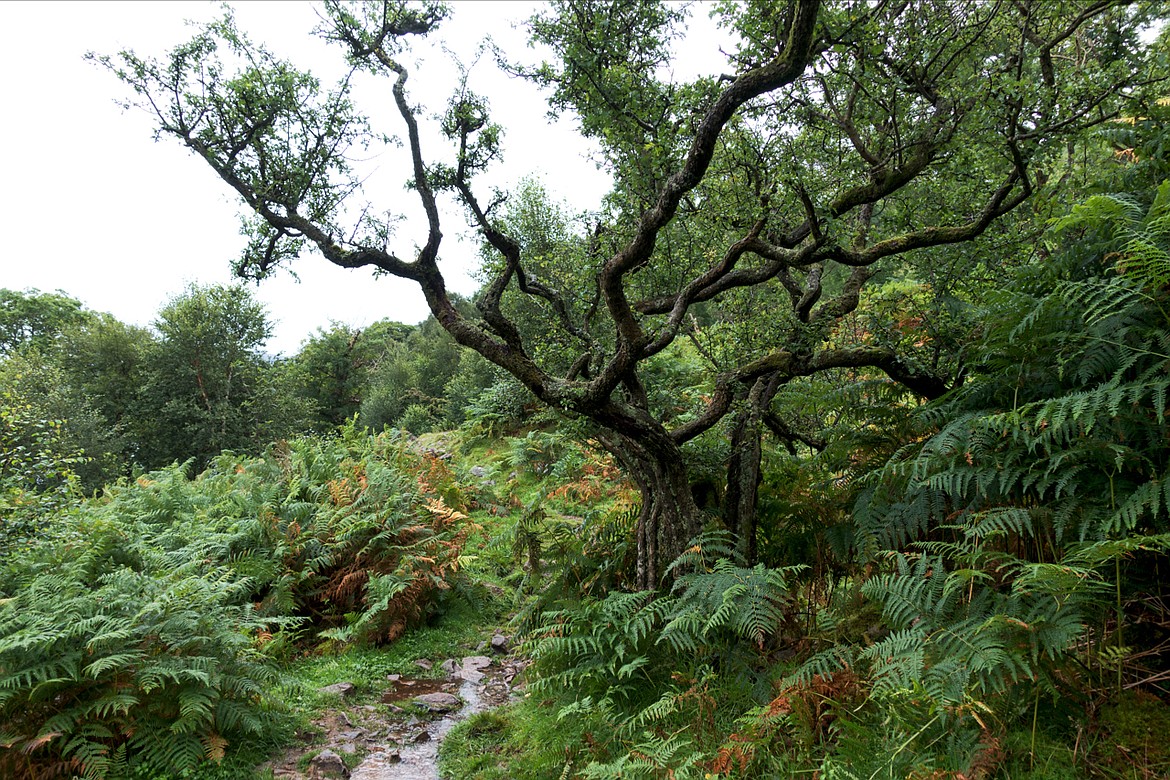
[490,634,509,653]
[440,658,460,674]
[462,655,492,670]
[413,692,462,713]
[386,673,401,682]
[460,669,485,683]
[309,749,349,778]
[414,658,433,671]
[318,682,356,698]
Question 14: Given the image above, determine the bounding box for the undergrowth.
[0,424,478,779]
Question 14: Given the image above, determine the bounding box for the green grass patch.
[439,700,589,780]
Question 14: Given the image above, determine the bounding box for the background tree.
[0,289,89,357]
[0,353,126,492]
[134,283,306,470]
[291,318,412,430]
[59,313,153,454]
[0,292,142,489]
[101,0,1162,586]
[359,303,497,433]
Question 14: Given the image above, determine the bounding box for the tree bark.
[595,426,702,590]
[723,374,783,565]
[726,412,762,566]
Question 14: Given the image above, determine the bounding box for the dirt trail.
[268,652,524,780]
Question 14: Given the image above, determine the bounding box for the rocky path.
[268,636,525,780]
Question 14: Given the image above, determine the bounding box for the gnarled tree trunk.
[724,374,785,565]
[725,410,763,566]
[596,426,702,590]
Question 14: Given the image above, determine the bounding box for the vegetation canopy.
[95,0,1161,586]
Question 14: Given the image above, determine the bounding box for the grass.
[438,700,588,780]
[277,597,505,708]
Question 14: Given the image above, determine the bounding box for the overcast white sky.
[0,2,726,355]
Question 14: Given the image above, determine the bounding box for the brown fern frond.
[326,568,368,605]
[203,732,228,763]
[327,478,351,506]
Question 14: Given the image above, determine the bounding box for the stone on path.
[462,655,492,670]
[452,655,491,683]
[309,748,350,778]
[318,682,356,698]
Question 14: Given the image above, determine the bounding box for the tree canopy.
[99,0,1166,585]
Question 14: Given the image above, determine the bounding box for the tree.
[134,283,302,470]
[0,351,128,492]
[100,0,1163,586]
[0,384,82,556]
[0,297,147,490]
[0,288,88,356]
[291,318,412,430]
[60,312,153,445]
[359,302,497,432]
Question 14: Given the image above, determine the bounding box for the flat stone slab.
[462,655,492,670]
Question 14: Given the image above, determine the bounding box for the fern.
[0,427,479,777]
[837,183,1170,748]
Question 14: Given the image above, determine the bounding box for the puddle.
[377,677,449,704]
